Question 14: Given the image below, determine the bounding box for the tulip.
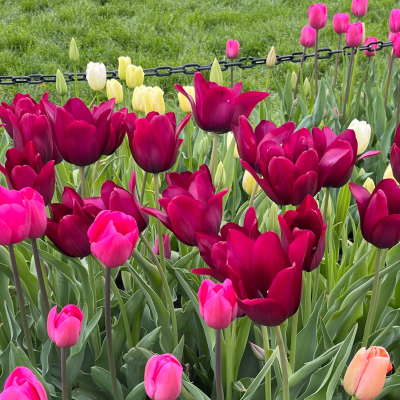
[390,125,400,182]
[140,86,165,115]
[86,62,107,91]
[343,346,392,400]
[175,72,268,134]
[226,40,240,59]
[144,354,182,400]
[56,69,68,96]
[278,195,327,272]
[346,22,364,47]
[210,58,223,86]
[363,177,375,193]
[363,36,379,57]
[126,111,191,174]
[333,107,340,120]
[178,86,195,113]
[144,165,228,246]
[126,65,144,89]
[153,233,171,260]
[308,4,327,30]
[266,46,276,68]
[198,279,237,329]
[47,304,83,348]
[0,367,47,400]
[106,79,123,104]
[227,132,239,158]
[390,10,400,34]
[348,119,371,154]
[118,56,131,81]
[351,0,368,18]
[69,38,79,62]
[19,187,47,239]
[393,33,400,58]
[132,85,150,113]
[0,142,55,205]
[300,25,317,48]
[303,78,311,97]
[384,164,399,183]
[242,171,260,196]
[88,210,139,268]
[389,31,396,42]
[333,13,350,35]
[291,72,297,91]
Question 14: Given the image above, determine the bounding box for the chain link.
[0,40,392,85]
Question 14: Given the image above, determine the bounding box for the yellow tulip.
[144,87,165,115]
[118,56,131,81]
[383,165,399,184]
[126,65,144,89]
[243,171,261,196]
[227,132,239,159]
[363,177,375,194]
[178,86,195,113]
[106,79,123,104]
[266,46,276,68]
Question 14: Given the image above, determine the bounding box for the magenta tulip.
[19,187,47,239]
[390,125,400,181]
[0,367,47,400]
[390,10,400,34]
[393,33,400,58]
[300,25,317,48]
[198,279,237,329]
[346,22,364,47]
[350,179,400,249]
[278,195,327,272]
[351,0,368,18]
[153,233,172,260]
[174,72,268,134]
[126,111,191,174]
[389,31,396,42]
[144,165,228,246]
[333,13,350,35]
[88,210,139,268]
[145,354,182,400]
[308,4,327,30]
[228,230,310,326]
[226,40,240,59]
[47,305,83,348]
[0,142,55,205]
[364,37,379,57]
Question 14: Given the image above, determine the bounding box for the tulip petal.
[54,315,82,348]
[370,215,400,249]
[191,268,228,282]
[278,214,293,252]
[63,98,93,124]
[30,115,53,164]
[196,231,221,268]
[362,190,388,244]
[47,306,57,343]
[356,150,381,163]
[318,146,351,188]
[268,157,298,205]
[373,179,400,215]
[10,165,38,190]
[58,215,91,257]
[391,144,400,182]
[309,223,327,272]
[152,362,182,400]
[34,160,55,205]
[203,188,229,233]
[1,386,32,400]
[143,207,174,232]
[202,293,234,329]
[349,182,371,220]
[343,347,369,396]
[290,171,319,206]
[231,91,269,127]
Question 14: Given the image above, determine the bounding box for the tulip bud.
[249,342,265,361]
[333,107,340,120]
[383,164,399,184]
[291,71,297,91]
[304,78,311,97]
[201,136,209,158]
[390,9,400,34]
[69,38,79,63]
[227,132,240,158]
[266,203,280,234]
[144,87,165,115]
[178,86,195,113]
[56,69,68,96]
[242,170,261,196]
[348,119,371,155]
[322,190,333,220]
[351,0,368,18]
[292,98,298,107]
[118,56,131,81]
[214,161,226,189]
[300,25,317,48]
[126,65,144,89]
[333,13,350,35]
[266,46,276,68]
[210,58,223,86]
[393,33,400,58]
[346,22,364,47]
[326,89,330,98]
[364,37,379,57]
[363,177,375,193]
[86,62,107,91]
[226,40,240,59]
[106,79,123,105]
[308,3,328,30]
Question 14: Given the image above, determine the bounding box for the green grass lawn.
[0,0,395,108]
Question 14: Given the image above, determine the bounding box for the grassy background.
[0,0,395,107]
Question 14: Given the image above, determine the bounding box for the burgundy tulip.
[390,125,400,182]
[144,165,228,246]
[278,195,327,272]
[351,0,368,18]
[300,25,317,48]
[228,230,310,326]
[153,233,171,260]
[393,33,400,58]
[390,9,400,34]
[364,37,379,57]
[126,111,191,174]
[308,3,327,30]
[226,40,240,59]
[350,179,400,249]
[346,22,364,48]
[193,206,260,282]
[333,13,350,35]
[174,72,268,134]
[0,142,55,205]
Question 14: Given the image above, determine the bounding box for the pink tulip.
[363,37,379,57]
[88,210,139,268]
[390,9,400,33]
[300,26,317,48]
[198,279,237,329]
[389,31,396,42]
[333,13,350,35]
[153,233,172,260]
[346,22,364,47]
[226,40,240,59]
[394,33,400,58]
[343,346,392,400]
[308,4,327,30]
[145,354,183,400]
[19,187,47,239]
[0,366,47,400]
[47,305,83,348]
[351,0,368,18]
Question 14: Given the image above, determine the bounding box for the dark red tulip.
[126,111,191,174]
[278,195,327,272]
[350,180,400,249]
[192,206,261,282]
[390,124,400,182]
[0,142,55,205]
[143,165,228,246]
[228,230,310,326]
[174,72,268,134]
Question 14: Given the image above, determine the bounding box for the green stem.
[79,166,86,199]
[210,133,219,179]
[314,30,319,98]
[225,326,233,400]
[262,326,271,400]
[215,329,224,400]
[140,171,148,204]
[123,81,127,109]
[230,63,234,88]
[249,182,259,208]
[273,325,289,400]
[347,47,360,116]
[293,48,306,99]
[304,271,312,323]
[96,91,100,106]
[61,347,68,400]
[233,158,238,216]
[153,174,165,272]
[290,311,298,372]
[188,119,193,172]
[342,48,355,127]
[397,71,400,128]
[55,167,63,194]
[73,63,79,98]
[384,52,394,107]
[92,160,100,194]
[333,34,342,88]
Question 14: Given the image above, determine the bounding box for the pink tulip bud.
[226,40,240,59]
[308,4,327,30]
[346,22,364,47]
[198,279,237,329]
[153,233,172,260]
[394,33,400,58]
[343,346,392,400]
[300,25,317,48]
[389,31,396,42]
[47,305,83,348]
[144,354,183,400]
[363,37,379,57]
[19,187,47,239]
[390,9,400,33]
[88,210,139,268]
[0,367,47,400]
[333,13,350,35]
[351,0,368,18]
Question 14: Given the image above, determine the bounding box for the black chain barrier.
[0,40,393,85]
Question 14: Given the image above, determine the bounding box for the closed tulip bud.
[390,10,400,34]
[47,305,84,348]
[227,132,240,158]
[106,79,123,104]
[210,58,223,85]
[243,170,260,196]
[56,69,68,96]
[86,62,107,91]
[266,46,276,68]
[300,25,317,48]
[363,177,375,193]
[346,22,364,47]
[226,40,240,59]
[69,38,79,63]
[118,56,131,81]
[214,161,226,189]
[266,202,280,234]
[178,86,195,113]
[333,13,350,35]
[126,65,144,89]
[351,0,368,18]
[308,3,328,30]
[304,78,311,97]
[291,71,297,91]
[348,119,371,154]
[333,107,340,119]
[364,36,379,56]
[153,233,171,260]
[393,33,400,58]
[249,342,265,361]
[344,346,392,400]
[362,22,366,44]
[132,85,147,112]
[144,87,165,115]
[145,354,182,400]
[383,164,399,183]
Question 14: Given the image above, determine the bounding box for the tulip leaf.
[132,249,163,293]
[234,316,251,380]
[382,114,398,159]
[91,366,127,399]
[222,137,235,207]
[126,382,146,400]
[312,79,326,127]
[182,379,211,400]
[40,339,52,378]
[374,92,386,140]
[296,115,313,131]
[173,335,185,362]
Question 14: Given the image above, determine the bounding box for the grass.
[0,0,395,108]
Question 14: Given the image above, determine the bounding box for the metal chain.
[0,40,393,85]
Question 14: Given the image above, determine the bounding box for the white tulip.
[348,119,371,155]
[86,62,107,91]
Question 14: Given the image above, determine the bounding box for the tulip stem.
[347,47,360,116]
[304,271,312,323]
[79,166,87,199]
[210,133,219,180]
[123,81,127,109]
[225,326,233,400]
[188,119,193,172]
[362,248,382,348]
[61,347,68,400]
[314,30,319,98]
[384,51,394,107]
[333,34,342,88]
[249,182,259,208]
[273,325,289,400]
[96,91,100,106]
[262,326,271,400]
[140,171,148,204]
[215,329,224,400]
[230,64,234,89]
[293,47,306,100]
[105,268,122,400]
[342,48,355,127]
[153,174,165,271]
[73,63,79,98]
[396,70,400,128]
[233,159,238,216]
[8,244,37,368]
[290,310,298,372]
